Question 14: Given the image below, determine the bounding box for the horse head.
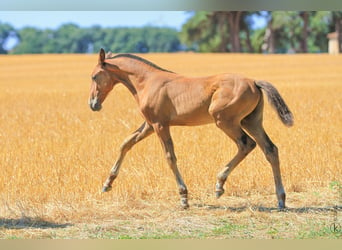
[89,48,120,111]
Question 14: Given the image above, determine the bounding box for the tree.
[262,11,316,53]
[240,11,257,52]
[226,11,243,52]
[263,11,298,53]
[180,11,220,52]
[307,11,331,52]
[0,22,16,54]
[143,27,181,52]
[259,11,338,53]
[299,11,309,52]
[12,27,46,54]
[180,11,237,52]
[12,24,87,54]
[9,24,181,54]
[331,11,342,52]
[180,11,259,53]
[54,23,92,53]
[88,25,106,53]
[98,27,180,53]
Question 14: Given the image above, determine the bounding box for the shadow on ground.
[0,217,72,229]
[193,204,342,213]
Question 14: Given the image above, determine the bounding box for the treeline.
[0,24,182,54]
[0,11,341,54]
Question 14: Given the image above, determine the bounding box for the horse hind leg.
[102,122,154,192]
[242,111,286,209]
[215,119,256,198]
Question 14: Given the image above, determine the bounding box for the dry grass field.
[0,53,341,239]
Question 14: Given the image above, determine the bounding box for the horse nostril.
[89,98,102,111]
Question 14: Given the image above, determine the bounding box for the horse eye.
[92,75,97,81]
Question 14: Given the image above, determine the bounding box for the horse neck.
[108,57,174,102]
[109,59,150,99]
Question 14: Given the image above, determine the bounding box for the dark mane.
[109,53,174,73]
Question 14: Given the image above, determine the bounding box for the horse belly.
[168,87,215,126]
[169,106,214,126]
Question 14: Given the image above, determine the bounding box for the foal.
[89,49,293,209]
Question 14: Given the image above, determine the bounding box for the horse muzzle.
[89,97,102,111]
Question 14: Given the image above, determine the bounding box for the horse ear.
[99,48,106,65]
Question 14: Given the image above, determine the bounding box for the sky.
[0,11,192,30]
[0,11,266,30]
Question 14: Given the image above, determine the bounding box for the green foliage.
[250,28,265,53]
[180,11,339,53]
[6,24,181,54]
[266,11,332,53]
[95,27,181,53]
[308,11,333,52]
[179,11,222,52]
[12,27,45,54]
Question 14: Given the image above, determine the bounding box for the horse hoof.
[215,189,224,199]
[181,203,190,209]
[102,186,112,192]
[181,199,190,209]
[278,201,286,210]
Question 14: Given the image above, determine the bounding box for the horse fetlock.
[178,187,189,209]
[179,186,188,195]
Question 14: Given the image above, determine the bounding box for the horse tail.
[255,80,294,127]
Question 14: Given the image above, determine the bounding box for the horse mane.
[107,53,174,73]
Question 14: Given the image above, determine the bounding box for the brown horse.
[89,49,293,209]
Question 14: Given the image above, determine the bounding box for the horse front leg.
[153,123,189,209]
[102,122,154,192]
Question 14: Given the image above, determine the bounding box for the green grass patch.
[296,221,342,239]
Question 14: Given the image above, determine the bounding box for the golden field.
[0,53,341,239]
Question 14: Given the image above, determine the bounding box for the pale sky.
[0,11,191,30]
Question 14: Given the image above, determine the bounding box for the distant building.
[327,32,340,54]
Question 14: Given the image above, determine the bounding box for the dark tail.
[255,80,294,127]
